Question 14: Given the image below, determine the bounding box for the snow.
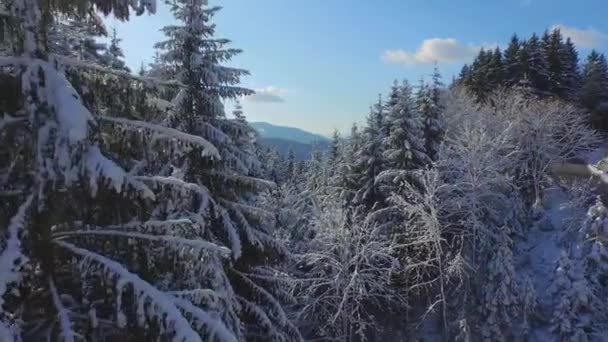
[56,55,184,88]
[172,297,237,342]
[98,116,220,159]
[49,278,76,342]
[0,195,33,308]
[54,230,231,256]
[54,240,206,342]
[41,61,95,144]
[84,145,126,195]
[0,322,15,342]
[582,141,608,164]
[0,114,27,131]
[513,183,590,340]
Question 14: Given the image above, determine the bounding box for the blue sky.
[107,0,608,135]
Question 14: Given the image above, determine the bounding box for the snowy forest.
[2,0,608,341]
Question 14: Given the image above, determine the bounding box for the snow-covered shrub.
[293,206,406,341]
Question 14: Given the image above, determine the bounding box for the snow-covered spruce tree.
[580,198,608,285]
[0,0,253,341]
[353,97,387,211]
[327,129,341,169]
[549,251,597,341]
[560,37,580,102]
[102,27,130,72]
[151,1,300,340]
[327,124,360,209]
[293,204,406,341]
[541,28,579,101]
[518,34,550,95]
[304,143,327,197]
[503,34,523,88]
[520,275,537,338]
[478,227,520,341]
[418,67,445,162]
[383,79,429,172]
[374,79,429,211]
[581,50,608,130]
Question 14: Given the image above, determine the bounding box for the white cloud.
[248,86,287,103]
[382,38,493,65]
[551,24,605,48]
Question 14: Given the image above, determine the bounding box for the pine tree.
[417,73,445,162]
[581,50,608,129]
[285,148,296,182]
[330,124,362,209]
[543,28,569,98]
[353,97,387,210]
[519,34,550,94]
[103,28,130,71]
[487,47,505,89]
[560,37,580,101]
[327,129,341,170]
[468,48,492,100]
[151,0,300,339]
[0,0,258,340]
[383,80,430,172]
[504,34,523,87]
[550,252,595,341]
[479,229,520,341]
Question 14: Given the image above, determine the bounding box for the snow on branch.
[232,270,287,326]
[0,194,33,307]
[0,55,28,67]
[49,278,77,342]
[133,176,210,197]
[0,321,15,342]
[52,230,231,257]
[33,61,95,144]
[220,200,275,224]
[168,289,220,305]
[83,146,155,199]
[102,218,193,233]
[203,172,276,191]
[83,145,125,195]
[53,240,205,342]
[0,114,27,131]
[54,55,185,88]
[98,116,220,159]
[172,297,237,342]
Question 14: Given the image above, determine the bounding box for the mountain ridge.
[250,122,329,160]
[250,121,329,144]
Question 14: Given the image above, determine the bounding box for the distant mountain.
[258,137,329,160]
[250,122,329,160]
[250,122,329,144]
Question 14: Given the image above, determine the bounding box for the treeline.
[456,28,608,130]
